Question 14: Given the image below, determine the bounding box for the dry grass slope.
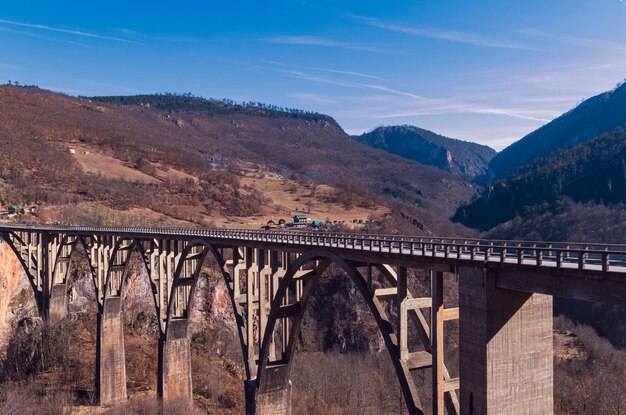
[0,86,476,234]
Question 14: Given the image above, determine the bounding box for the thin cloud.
[155,35,199,43]
[0,62,20,70]
[288,0,313,7]
[515,27,626,50]
[313,67,385,81]
[276,69,356,88]
[259,61,384,80]
[349,14,535,50]
[0,25,106,49]
[113,27,197,43]
[264,35,405,54]
[0,18,138,44]
[40,86,88,95]
[261,60,287,66]
[518,95,582,104]
[365,106,552,123]
[288,92,337,104]
[559,36,626,50]
[515,28,545,36]
[114,27,141,37]
[354,85,556,122]
[344,128,368,135]
[478,136,526,152]
[470,108,552,122]
[87,81,141,94]
[269,67,380,91]
[509,54,626,95]
[362,84,431,101]
[272,66,554,122]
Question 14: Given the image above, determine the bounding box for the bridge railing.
[191,228,626,272]
[2,224,626,273]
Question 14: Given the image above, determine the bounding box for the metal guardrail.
[2,224,626,273]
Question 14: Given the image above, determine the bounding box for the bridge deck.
[2,224,626,279]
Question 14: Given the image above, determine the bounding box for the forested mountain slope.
[454,126,626,230]
[354,125,495,180]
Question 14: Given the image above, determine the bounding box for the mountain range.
[456,81,626,231]
[4,80,626,239]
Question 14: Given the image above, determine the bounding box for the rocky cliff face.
[0,241,32,352]
[0,248,242,349]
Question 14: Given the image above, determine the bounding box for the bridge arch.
[0,230,101,320]
[159,239,250,401]
[255,249,423,415]
[163,241,244,330]
[47,233,103,322]
[0,230,42,310]
[97,234,157,406]
[103,235,155,309]
[163,239,211,332]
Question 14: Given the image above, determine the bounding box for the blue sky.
[1,1,626,150]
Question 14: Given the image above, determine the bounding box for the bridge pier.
[48,283,68,323]
[158,319,193,401]
[245,380,292,415]
[96,296,127,406]
[458,267,553,415]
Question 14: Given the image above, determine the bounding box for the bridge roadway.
[1,223,625,415]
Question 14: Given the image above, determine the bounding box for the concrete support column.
[48,283,67,323]
[245,380,292,415]
[96,296,127,405]
[458,267,553,415]
[158,319,192,401]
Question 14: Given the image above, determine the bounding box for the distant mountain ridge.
[90,93,341,127]
[489,81,626,179]
[354,125,495,180]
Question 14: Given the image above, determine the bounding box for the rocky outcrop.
[0,241,30,352]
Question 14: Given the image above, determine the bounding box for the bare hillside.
[0,86,476,233]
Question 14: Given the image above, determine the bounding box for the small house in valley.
[7,204,23,215]
[310,220,323,228]
[293,213,308,225]
[265,220,277,230]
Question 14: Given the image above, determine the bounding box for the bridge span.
[1,224,625,414]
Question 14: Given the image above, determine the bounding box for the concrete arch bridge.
[1,224,626,415]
